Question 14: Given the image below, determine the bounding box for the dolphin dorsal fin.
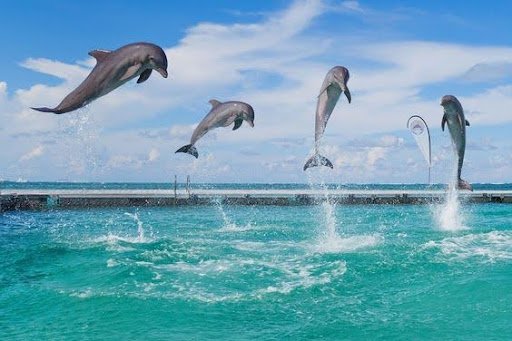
[209,99,222,108]
[88,50,111,63]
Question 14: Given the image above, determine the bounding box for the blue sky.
[1,0,512,183]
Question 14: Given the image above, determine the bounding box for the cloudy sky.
[1,0,512,184]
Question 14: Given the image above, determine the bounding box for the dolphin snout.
[248,120,255,127]
[156,68,168,78]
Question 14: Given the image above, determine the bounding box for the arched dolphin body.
[304,66,351,171]
[440,95,472,191]
[31,42,168,114]
[175,99,255,158]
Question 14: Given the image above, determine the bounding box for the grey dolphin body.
[31,42,168,114]
[440,95,472,191]
[304,66,351,171]
[175,99,255,158]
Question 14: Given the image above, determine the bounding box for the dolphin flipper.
[137,69,152,84]
[318,83,333,98]
[344,88,351,103]
[303,154,333,171]
[120,64,143,82]
[31,107,62,114]
[176,144,199,158]
[441,114,447,131]
[465,119,470,126]
[233,118,243,130]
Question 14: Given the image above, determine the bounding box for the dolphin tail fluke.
[31,107,61,114]
[175,144,198,158]
[303,154,333,171]
[457,178,473,191]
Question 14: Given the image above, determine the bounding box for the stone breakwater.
[1,189,512,211]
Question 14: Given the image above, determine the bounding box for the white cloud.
[148,148,160,162]
[461,61,512,83]
[19,145,44,161]
[20,58,89,81]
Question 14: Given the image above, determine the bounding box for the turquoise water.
[1,197,512,339]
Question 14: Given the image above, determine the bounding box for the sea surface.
[1,183,512,340]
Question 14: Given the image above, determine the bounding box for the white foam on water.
[55,255,349,303]
[69,289,93,299]
[253,260,347,297]
[163,259,235,274]
[423,231,512,263]
[92,233,142,245]
[88,233,146,252]
[106,258,119,267]
[312,234,383,254]
[232,240,267,251]
[217,222,258,233]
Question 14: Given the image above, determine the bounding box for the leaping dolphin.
[175,99,255,158]
[304,66,351,171]
[31,42,168,114]
[440,95,472,191]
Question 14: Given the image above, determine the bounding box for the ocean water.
[1,187,512,339]
[3,181,512,191]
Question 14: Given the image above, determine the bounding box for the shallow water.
[1,203,511,339]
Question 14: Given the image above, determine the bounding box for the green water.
[1,202,511,340]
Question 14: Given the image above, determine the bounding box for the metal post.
[174,175,177,203]
[186,175,190,198]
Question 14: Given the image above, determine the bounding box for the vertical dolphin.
[175,99,255,158]
[304,66,351,171]
[31,42,168,114]
[440,95,472,191]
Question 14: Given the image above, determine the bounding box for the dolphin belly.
[314,85,341,148]
[446,114,466,182]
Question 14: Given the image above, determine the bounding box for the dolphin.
[175,99,255,158]
[440,95,472,191]
[304,66,351,171]
[31,42,168,114]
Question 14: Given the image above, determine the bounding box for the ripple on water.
[311,234,383,254]
[423,231,512,263]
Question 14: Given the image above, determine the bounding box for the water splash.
[309,178,344,251]
[213,197,237,230]
[317,196,340,242]
[433,159,468,231]
[124,212,147,242]
[434,186,467,231]
[57,107,101,180]
[306,175,382,253]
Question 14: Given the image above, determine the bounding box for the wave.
[311,234,383,253]
[423,231,512,262]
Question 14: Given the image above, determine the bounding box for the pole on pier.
[186,175,191,198]
[174,175,177,203]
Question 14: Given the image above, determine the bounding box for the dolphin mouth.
[156,68,168,78]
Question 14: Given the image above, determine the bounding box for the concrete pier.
[2,189,512,212]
